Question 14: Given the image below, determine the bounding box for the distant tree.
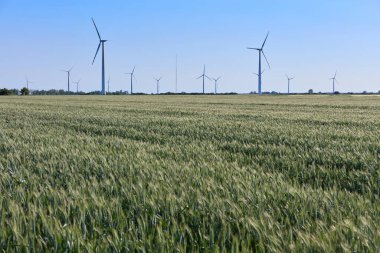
[362,91,367,94]
[0,88,12,95]
[308,89,313,94]
[378,90,380,94]
[334,91,340,94]
[20,87,30,95]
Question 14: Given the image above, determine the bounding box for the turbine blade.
[261,32,269,49]
[92,18,101,40]
[247,47,260,50]
[196,75,203,79]
[205,75,212,81]
[132,66,136,74]
[262,50,271,69]
[92,42,101,65]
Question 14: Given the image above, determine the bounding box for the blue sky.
[0,0,379,93]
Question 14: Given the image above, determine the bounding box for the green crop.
[0,95,379,252]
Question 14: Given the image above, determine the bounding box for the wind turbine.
[175,54,178,93]
[125,66,136,94]
[247,32,271,95]
[61,67,73,92]
[330,72,338,93]
[25,76,32,89]
[154,77,162,94]
[253,70,265,77]
[211,77,221,94]
[74,79,81,93]
[196,65,211,94]
[286,75,295,94]
[107,76,110,94]
[253,70,265,93]
[91,18,107,96]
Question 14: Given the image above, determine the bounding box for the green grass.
[0,95,379,252]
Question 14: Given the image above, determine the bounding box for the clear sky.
[0,0,379,93]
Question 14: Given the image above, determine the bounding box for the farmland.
[0,95,379,252]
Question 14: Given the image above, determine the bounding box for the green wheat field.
[0,95,379,252]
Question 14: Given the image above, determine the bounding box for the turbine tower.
[74,79,81,93]
[154,77,162,94]
[247,32,271,95]
[91,18,107,96]
[286,75,295,94]
[125,66,136,95]
[330,72,338,94]
[62,67,73,92]
[196,65,210,94]
[211,77,221,94]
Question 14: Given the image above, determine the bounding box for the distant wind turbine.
[91,18,107,96]
[253,70,265,93]
[247,32,271,95]
[211,77,221,94]
[25,76,32,89]
[330,72,338,93]
[175,54,178,93]
[154,77,162,94]
[74,79,81,93]
[125,66,136,94]
[61,67,73,92]
[107,76,110,94]
[253,70,265,77]
[196,65,211,94]
[286,75,295,94]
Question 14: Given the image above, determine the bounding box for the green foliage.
[0,95,379,252]
[0,88,18,96]
[20,87,29,95]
